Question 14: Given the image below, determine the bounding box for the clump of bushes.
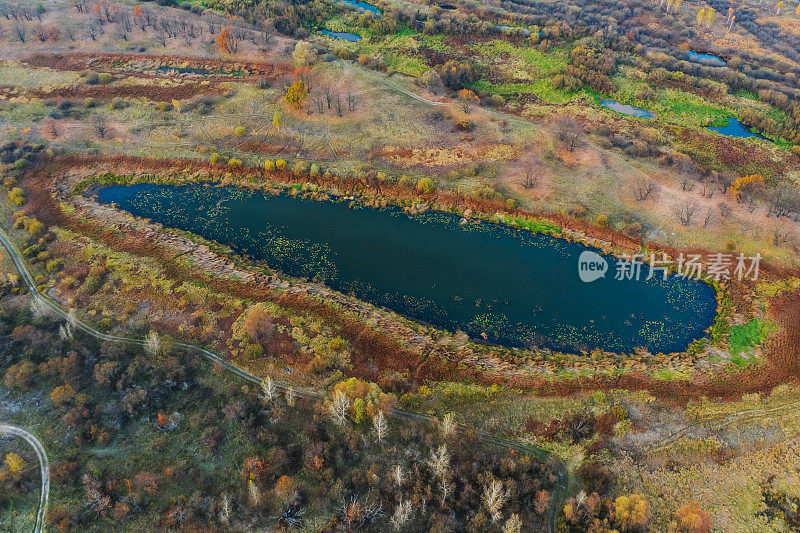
[8,187,25,205]
[416,177,435,194]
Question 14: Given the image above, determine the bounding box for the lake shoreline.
[78,164,724,356]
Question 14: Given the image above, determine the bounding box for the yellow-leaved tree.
[284,81,307,109]
[5,452,26,480]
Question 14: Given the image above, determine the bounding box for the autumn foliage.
[669,501,711,533]
[284,80,307,108]
[729,174,764,202]
[274,475,296,502]
[215,26,231,53]
[457,89,479,113]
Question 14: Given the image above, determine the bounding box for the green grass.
[356,31,429,76]
[471,79,576,104]
[467,40,568,75]
[651,367,693,381]
[501,215,562,235]
[653,90,731,127]
[732,88,758,100]
[0,64,82,88]
[728,318,773,358]
[382,54,429,76]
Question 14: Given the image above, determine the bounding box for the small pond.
[687,51,726,67]
[321,29,362,42]
[95,184,717,354]
[157,65,210,75]
[497,25,532,36]
[707,117,766,139]
[340,0,382,16]
[600,99,656,118]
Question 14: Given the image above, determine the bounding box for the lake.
[321,30,361,42]
[601,99,656,118]
[95,184,718,354]
[707,118,766,139]
[687,51,726,67]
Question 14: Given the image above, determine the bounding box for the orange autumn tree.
[284,80,307,108]
[50,383,74,406]
[669,501,711,533]
[274,475,297,502]
[730,174,764,202]
[216,25,232,53]
[133,4,141,17]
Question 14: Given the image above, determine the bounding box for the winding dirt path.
[0,425,49,533]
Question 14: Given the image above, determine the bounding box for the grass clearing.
[728,318,773,357]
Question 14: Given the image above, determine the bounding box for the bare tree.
[102,2,114,23]
[135,10,146,31]
[86,23,101,41]
[259,377,276,402]
[64,24,77,41]
[330,389,350,425]
[390,500,412,531]
[373,411,387,443]
[772,222,791,246]
[483,479,509,523]
[634,177,658,201]
[440,412,456,439]
[676,202,699,226]
[312,91,325,114]
[717,171,734,193]
[335,95,343,117]
[702,208,714,228]
[12,22,27,42]
[392,464,404,487]
[145,330,160,358]
[522,166,538,189]
[118,13,131,40]
[503,514,523,533]
[43,118,59,138]
[700,176,715,198]
[555,116,582,152]
[767,182,800,218]
[427,445,450,479]
[347,93,358,112]
[679,176,696,191]
[93,115,109,139]
[323,86,332,109]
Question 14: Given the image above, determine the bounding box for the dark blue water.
[601,99,655,118]
[340,0,382,16]
[707,118,765,139]
[687,51,726,67]
[95,184,717,354]
[321,29,362,42]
